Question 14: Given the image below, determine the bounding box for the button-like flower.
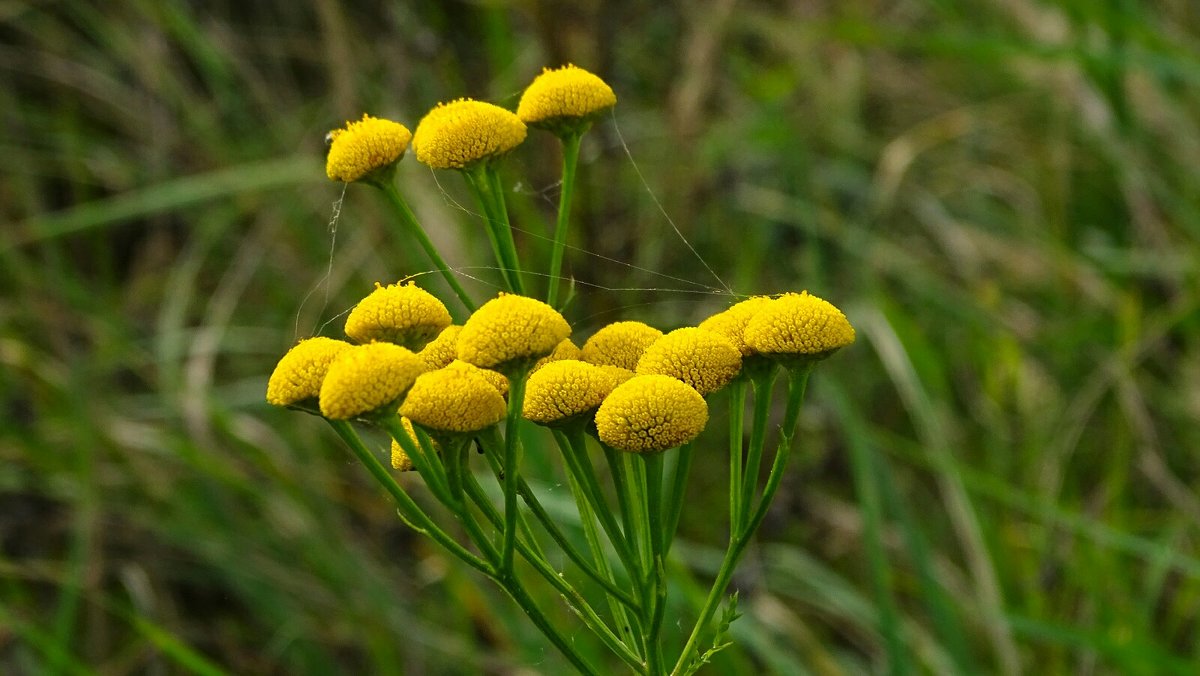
[596,365,635,387]
[418,325,463,370]
[698,296,773,357]
[318,343,426,420]
[636,327,742,395]
[533,338,583,371]
[400,363,507,434]
[517,64,617,132]
[444,359,509,398]
[595,375,708,453]
[325,114,412,183]
[413,99,527,170]
[456,293,571,371]
[344,282,452,350]
[743,292,855,361]
[266,337,352,408]
[581,321,663,371]
[523,359,621,426]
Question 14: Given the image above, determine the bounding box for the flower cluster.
[268,283,854,452]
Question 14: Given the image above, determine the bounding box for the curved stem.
[462,474,644,673]
[501,372,528,574]
[484,164,525,294]
[567,436,642,592]
[462,168,518,293]
[662,441,694,559]
[671,367,811,676]
[727,381,747,532]
[326,419,492,577]
[374,180,476,314]
[547,132,581,308]
[642,452,667,676]
[739,368,778,532]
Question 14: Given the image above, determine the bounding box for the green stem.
[663,442,694,558]
[462,168,518,292]
[462,473,644,673]
[560,431,643,589]
[501,372,528,574]
[642,452,668,676]
[727,381,747,536]
[484,164,525,294]
[671,367,811,676]
[380,417,451,506]
[739,368,778,532]
[375,180,476,315]
[326,420,492,577]
[547,132,581,308]
[480,429,638,610]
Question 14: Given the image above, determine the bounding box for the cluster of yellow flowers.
[267,281,855,456]
[324,64,617,183]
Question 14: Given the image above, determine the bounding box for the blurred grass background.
[3,0,1200,673]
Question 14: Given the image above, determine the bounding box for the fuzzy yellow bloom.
[400,363,507,434]
[523,360,621,426]
[344,282,452,350]
[325,114,412,183]
[445,359,509,397]
[595,375,708,453]
[533,338,583,371]
[266,337,352,407]
[318,342,426,420]
[517,64,617,128]
[413,99,527,170]
[418,325,463,370]
[456,294,571,371]
[743,292,856,359]
[698,296,773,357]
[636,327,742,395]
[581,321,663,371]
[596,365,635,387]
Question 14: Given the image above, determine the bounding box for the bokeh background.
[4,0,1200,673]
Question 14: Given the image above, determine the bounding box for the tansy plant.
[269,65,855,675]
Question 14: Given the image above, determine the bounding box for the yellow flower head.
[517,64,617,130]
[413,99,527,170]
[456,293,571,371]
[743,292,856,360]
[595,375,708,453]
[400,363,507,434]
[344,282,452,350]
[533,338,583,371]
[523,360,621,426]
[596,365,635,387]
[445,359,509,398]
[266,337,352,407]
[581,321,663,371]
[698,296,774,357]
[390,417,430,472]
[318,342,426,420]
[325,114,412,183]
[636,327,742,396]
[418,324,463,370]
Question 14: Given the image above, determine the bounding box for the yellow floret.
[344,282,452,350]
[400,364,507,434]
[596,365,635,387]
[456,293,571,371]
[418,324,463,370]
[743,292,856,359]
[636,327,742,395]
[698,296,774,357]
[517,64,617,127]
[413,99,527,170]
[595,375,708,453]
[390,417,430,472]
[266,337,352,407]
[533,338,583,371]
[318,343,426,420]
[325,114,412,183]
[445,359,509,397]
[523,360,621,426]
[581,321,663,371]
